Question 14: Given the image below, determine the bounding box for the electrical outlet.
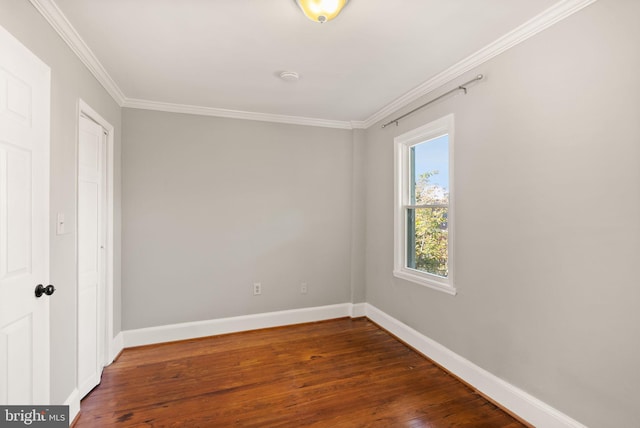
[253,282,261,296]
[300,282,308,294]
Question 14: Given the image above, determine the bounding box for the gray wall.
[122,109,354,329]
[363,0,639,426]
[0,1,122,404]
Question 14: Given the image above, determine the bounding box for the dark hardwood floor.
[74,318,528,427]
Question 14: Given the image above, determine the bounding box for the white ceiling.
[47,0,575,126]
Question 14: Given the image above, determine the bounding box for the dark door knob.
[35,284,55,298]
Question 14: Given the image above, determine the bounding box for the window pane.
[411,135,449,205]
[407,207,448,277]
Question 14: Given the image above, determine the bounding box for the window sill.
[393,269,457,296]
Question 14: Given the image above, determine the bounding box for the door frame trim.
[76,99,115,382]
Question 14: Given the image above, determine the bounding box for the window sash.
[404,204,448,209]
[406,206,449,278]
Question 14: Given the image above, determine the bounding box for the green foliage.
[411,172,448,277]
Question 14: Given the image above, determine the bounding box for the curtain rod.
[381,74,484,128]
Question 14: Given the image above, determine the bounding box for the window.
[393,114,456,295]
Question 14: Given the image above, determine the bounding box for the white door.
[0,25,51,404]
[77,116,106,398]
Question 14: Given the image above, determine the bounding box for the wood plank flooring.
[75,318,527,427]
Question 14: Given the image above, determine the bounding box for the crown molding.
[350,120,367,130]
[362,0,599,129]
[31,0,597,130]
[29,0,126,105]
[123,98,355,130]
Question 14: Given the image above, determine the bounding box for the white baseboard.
[350,302,367,317]
[364,304,588,428]
[63,388,80,426]
[108,332,124,364]
[123,303,354,348]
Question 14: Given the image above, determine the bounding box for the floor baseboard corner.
[363,303,588,428]
[64,387,80,426]
[109,332,124,364]
[350,302,367,317]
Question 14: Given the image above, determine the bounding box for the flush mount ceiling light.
[295,0,350,24]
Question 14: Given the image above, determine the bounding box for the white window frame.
[393,114,456,295]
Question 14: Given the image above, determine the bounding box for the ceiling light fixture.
[295,0,350,24]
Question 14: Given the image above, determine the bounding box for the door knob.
[35,284,55,298]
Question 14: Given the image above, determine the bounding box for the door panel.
[0,24,50,405]
[6,149,31,275]
[3,315,33,403]
[77,116,105,398]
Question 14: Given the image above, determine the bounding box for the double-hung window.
[393,114,456,295]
